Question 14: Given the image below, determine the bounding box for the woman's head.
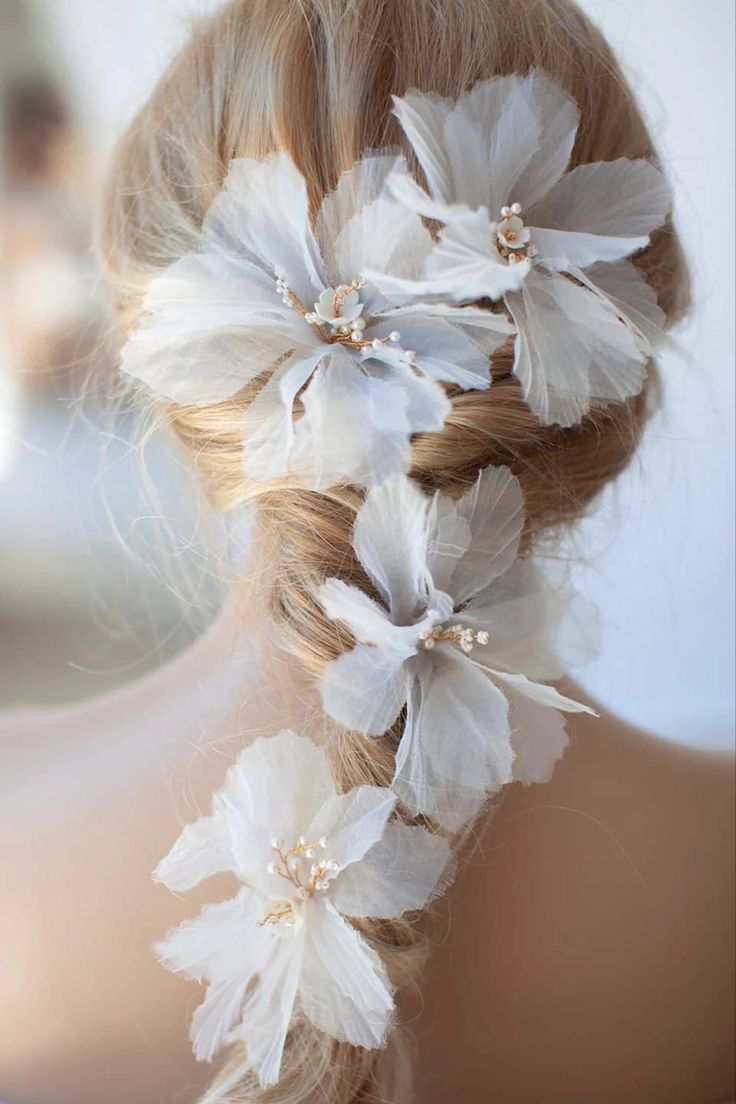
[99,1,689,1100]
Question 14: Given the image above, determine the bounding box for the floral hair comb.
[145,68,666,1088]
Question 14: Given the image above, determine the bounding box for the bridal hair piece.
[318,467,594,830]
[100,0,690,1100]
[154,730,452,1086]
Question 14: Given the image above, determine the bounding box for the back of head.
[99,1,689,1101]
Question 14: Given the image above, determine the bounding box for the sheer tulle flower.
[154,730,452,1087]
[121,152,512,489]
[318,469,594,830]
[378,70,670,426]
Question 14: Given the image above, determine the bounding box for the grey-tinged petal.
[121,251,308,405]
[319,578,396,645]
[370,313,492,391]
[318,157,433,304]
[241,347,331,485]
[394,648,513,828]
[154,811,235,893]
[278,347,448,490]
[306,786,397,871]
[352,472,432,624]
[299,899,394,1048]
[453,74,540,216]
[330,822,454,918]
[383,301,514,357]
[319,642,411,737]
[506,267,645,427]
[488,669,596,716]
[505,682,570,786]
[461,560,566,681]
[530,227,653,271]
[390,89,461,207]
[512,70,580,210]
[317,155,404,250]
[201,152,327,305]
[427,466,525,604]
[362,206,527,303]
[574,261,666,350]
[528,158,671,269]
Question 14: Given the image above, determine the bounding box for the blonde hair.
[99,1,689,1100]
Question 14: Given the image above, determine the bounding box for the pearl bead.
[501,205,512,217]
[351,331,362,341]
[371,338,382,349]
[511,202,522,215]
[389,331,401,343]
[352,316,366,330]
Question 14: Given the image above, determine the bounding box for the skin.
[0,662,733,1104]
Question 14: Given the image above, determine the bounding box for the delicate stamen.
[419,623,490,654]
[261,835,340,926]
[275,274,403,354]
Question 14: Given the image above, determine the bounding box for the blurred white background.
[1,0,734,748]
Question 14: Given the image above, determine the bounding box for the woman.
[0,1,733,1102]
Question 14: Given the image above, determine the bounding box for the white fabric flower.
[377,70,670,427]
[318,469,595,830]
[154,729,452,1087]
[121,152,512,489]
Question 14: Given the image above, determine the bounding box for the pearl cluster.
[419,623,490,654]
[267,835,340,895]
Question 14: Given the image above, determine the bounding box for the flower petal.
[121,252,305,405]
[427,465,525,604]
[233,922,307,1087]
[462,560,567,681]
[488,669,596,715]
[155,888,265,986]
[511,70,580,209]
[319,578,396,645]
[281,348,447,490]
[189,973,251,1064]
[330,822,454,918]
[221,732,336,883]
[394,650,513,829]
[528,158,670,268]
[506,268,646,426]
[307,786,397,871]
[319,642,410,736]
[575,260,666,350]
[202,153,326,305]
[240,348,331,485]
[371,313,492,391]
[299,900,394,1048]
[154,812,234,893]
[352,473,431,623]
[505,682,570,786]
[395,210,529,303]
[317,156,433,304]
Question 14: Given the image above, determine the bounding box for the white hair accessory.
[154,729,453,1087]
[121,151,511,489]
[373,70,670,427]
[318,468,595,830]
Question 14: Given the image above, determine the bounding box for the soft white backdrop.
[22,0,736,747]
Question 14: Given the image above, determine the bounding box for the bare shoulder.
[414,700,735,1104]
